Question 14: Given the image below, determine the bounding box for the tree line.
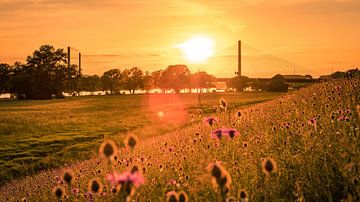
[0,45,218,99]
[0,45,307,99]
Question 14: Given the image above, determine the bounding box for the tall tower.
[238,40,241,77]
[79,52,81,75]
[67,47,71,91]
[67,47,71,69]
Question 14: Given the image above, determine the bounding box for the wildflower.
[330,112,335,120]
[238,189,249,202]
[111,186,118,194]
[217,174,231,188]
[308,118,316,125]
[178,191,188,202]
[262,158,278,176]
[106,170,145,195]
[198,109,203,114]
[208,162,231,196]
[225,128,239,139]
[210,162,223,180]
[211,129,224,140]
[125,134,139,150]
[353,177,358,184]
[203,116,218,127]
[219,98,227,109]
[307,118,317,131]
[131,165,140,174]
[169,179,177,186]
[226,196,237,202]
[53,186,65,199]
[284,122,290,129]
[63,170,73,185]
[189,114,195,121]
[88,179,102,194]
[337,116,350,122]
[236,110,242,118]
[166,191,178,202]
[99,140,117,160]
[243,142,248,148]
[211,128,239,140]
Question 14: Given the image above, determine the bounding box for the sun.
[175,35,215,63]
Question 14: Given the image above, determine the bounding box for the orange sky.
[0,0,359,78]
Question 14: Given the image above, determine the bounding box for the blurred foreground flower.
[262,158,278,176]
[208,161,231,199]
[107,166,145,200]
[124,134,140,150]
[99,140,118,160]
[166,190,188,202]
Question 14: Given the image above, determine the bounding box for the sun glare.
[175,35,215,63]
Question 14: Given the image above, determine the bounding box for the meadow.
[0,92,282,187]
[0,78,359,201]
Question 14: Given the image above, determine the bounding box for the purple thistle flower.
[337,116,350,122]
[308,118,316,125]
[211,128,239,140]
[203,116,219,127]
[224,128,239,139]
[308,118,317,131]
[107,171,145,187]
[211,129,224,140]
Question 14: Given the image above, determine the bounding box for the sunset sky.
[0,0,359,78]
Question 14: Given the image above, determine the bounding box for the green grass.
[0,92,283,186]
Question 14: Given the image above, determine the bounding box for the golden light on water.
[175,35,215,63]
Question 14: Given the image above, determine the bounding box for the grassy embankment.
[0,92,282,186]
[1,79,358,201]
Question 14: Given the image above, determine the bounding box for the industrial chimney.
[238,40,241,77]
[79,52,81,75]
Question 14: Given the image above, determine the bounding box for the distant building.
[283,75,313,80]
[215,78,230,92]
[319,75,331,80]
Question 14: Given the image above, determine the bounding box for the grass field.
[0,92,283,186]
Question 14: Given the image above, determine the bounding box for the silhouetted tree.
[345,68,360,78]
[159,65,190,93]
[9,62,29,99]
[142,70,162,93]
[68,64,81,93]
[189,71,216,92]
[78,75,101,94]
[151,70,162,89]
[249,78,261,91]
[143,71,152,93]
[331,71,346,79]
[227,76,250,91]
[101,69,122,94]
[10,45,71,99]
[267,74,289,92]
[0,63,11,94]
[123,67,144,94]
